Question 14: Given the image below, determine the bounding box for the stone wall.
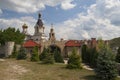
[0,41,15,57]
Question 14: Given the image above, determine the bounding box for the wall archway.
[49,44,61,53]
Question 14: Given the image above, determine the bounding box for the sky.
[0,0,120,40]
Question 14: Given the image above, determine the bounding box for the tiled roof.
[23,40,40,48]
[65,40,81,47]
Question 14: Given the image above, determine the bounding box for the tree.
[81,44,88,63]
[89,47,98,67]
[0,27,25,45]
[39,47,48,61]
[17,47,26,60]
[95,47,118,80]
[31,46,39,61]
[54,48,64,63]
[42,48,55,64]
[116,46,120,63]
[81,44,98,67]
[66,48,82,69]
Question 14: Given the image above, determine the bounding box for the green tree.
[42,48,55,64]
[81,44,88,63]
[89,47,98,67]
[95,47,118,80]
[0,27,25,45]
[116,46,120,63]
[54,48,64,63]
[31,46,39,61]
[39,47,48,61]
[17,47,26,60]
[67,48,82,69]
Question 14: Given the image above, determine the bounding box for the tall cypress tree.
[54,48,64,63]
[116,46,120,63]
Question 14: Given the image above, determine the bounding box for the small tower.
[49,24,56,43]
[22,23,28,34]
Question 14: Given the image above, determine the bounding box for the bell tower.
[49,24,56,43]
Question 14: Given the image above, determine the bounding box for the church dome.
[22,23,28,28]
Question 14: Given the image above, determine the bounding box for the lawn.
[0,59,120,80]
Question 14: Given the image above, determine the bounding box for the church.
[22,13,82,58]
[22,13,107,58]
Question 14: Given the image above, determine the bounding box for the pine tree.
[95,47,118,80]
[16,47,26,60]
[116,46,120,63]
[54,48,64,63]
[39,47,48,61]
[31,46,39,62]
[66,48,82,69]
[42,48,55,64]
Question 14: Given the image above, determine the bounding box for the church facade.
[22,13,82,57]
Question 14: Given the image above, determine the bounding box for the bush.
[95,47,118,80]
[54,48,64,63]
[31,46,39,62]
[66,48,82,69]
[16,47,26,60]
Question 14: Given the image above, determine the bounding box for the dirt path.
[0,59,29,80]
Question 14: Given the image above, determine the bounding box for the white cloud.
[54,0,120,40]
[0,9,2,14]
[61,0,76,10]
[0,16,36,34]
[0,0,76,13]
[0,0,120,40]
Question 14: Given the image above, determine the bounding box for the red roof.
[23,40,40,48]
[65,40,81,47]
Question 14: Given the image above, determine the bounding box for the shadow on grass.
[83,75,100,80]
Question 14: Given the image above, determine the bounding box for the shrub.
[66,48,82,69]
[31,46,39,62]
[16,47,26,60]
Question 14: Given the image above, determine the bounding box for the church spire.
[49,23,56,42]
[36,13,43,27]
[38,13,41,19]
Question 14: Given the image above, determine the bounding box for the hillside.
[110,37,120,48]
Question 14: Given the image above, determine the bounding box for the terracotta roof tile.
[65,40,81,47]
[23,40,40,48]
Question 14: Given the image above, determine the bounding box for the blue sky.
[0,0,120,40]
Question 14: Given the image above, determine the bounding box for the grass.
[0,59,120,80]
